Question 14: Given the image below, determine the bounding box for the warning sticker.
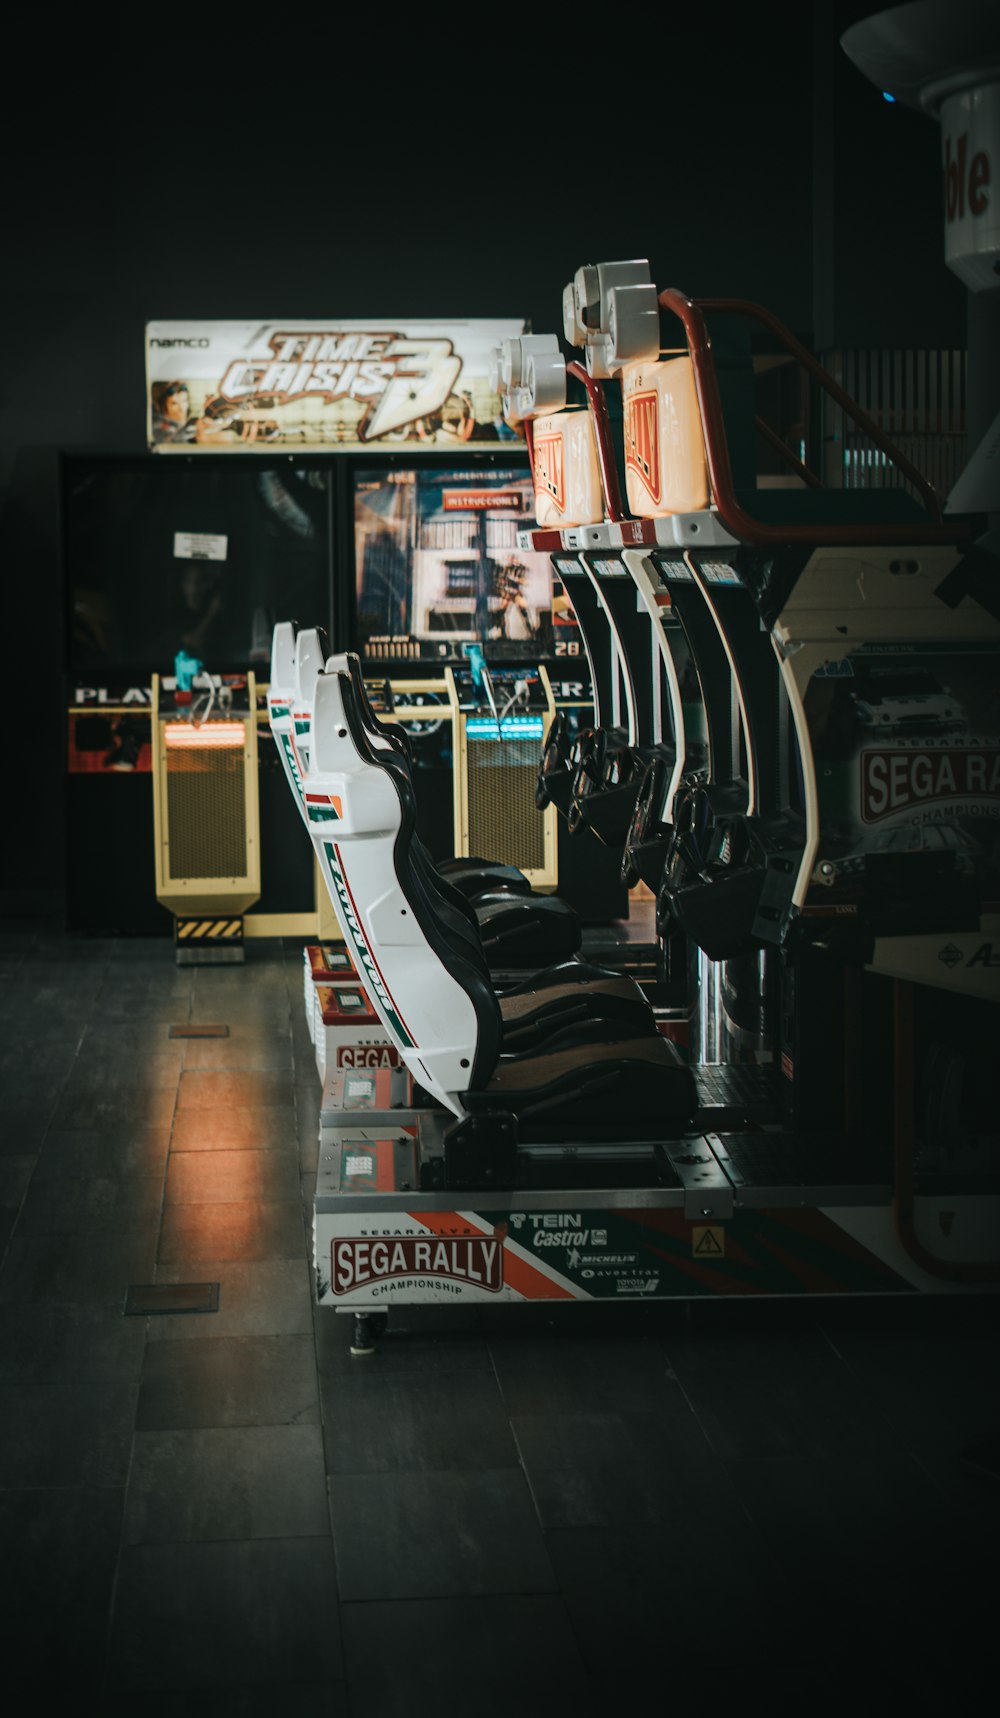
[693,1226,726,1257]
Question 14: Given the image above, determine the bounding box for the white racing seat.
[278,628,581,969]
[269,626,660,1050]
[302,657,697,1142]
[267,623,325,829]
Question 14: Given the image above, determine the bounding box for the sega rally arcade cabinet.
[276,259,1000,1351]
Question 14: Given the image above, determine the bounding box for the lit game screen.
[353,466,573,664]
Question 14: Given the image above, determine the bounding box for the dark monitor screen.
[63,457,333,675]
[353,465,564,665]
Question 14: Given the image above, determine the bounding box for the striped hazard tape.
[175,917,244,941]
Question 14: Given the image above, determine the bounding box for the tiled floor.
[1,919,998,1714]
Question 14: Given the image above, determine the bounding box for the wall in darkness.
[0,7,969,902]
[821,1,967,350]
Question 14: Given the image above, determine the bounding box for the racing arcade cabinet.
[291,259,998,1340]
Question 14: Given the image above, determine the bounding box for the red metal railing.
[658,288,974,545]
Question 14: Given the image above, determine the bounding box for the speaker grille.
[466,734,545,870]
[166,742,248,880]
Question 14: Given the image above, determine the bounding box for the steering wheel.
[535,711,571,810]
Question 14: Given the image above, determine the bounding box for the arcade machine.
[274,260,998,1349]
[344,452,629,924]
[62,452,335,938]
[150,660,260,962]
[272,622,662,1170]
[518,258,1000,1277]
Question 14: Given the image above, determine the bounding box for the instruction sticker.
[173,531,228,561]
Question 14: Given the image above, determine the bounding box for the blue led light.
[467,717,545,740]
[882,90,896,103]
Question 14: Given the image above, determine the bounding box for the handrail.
[699,295,942,517]
[658,287,972,545]
[566,361,627,522]
[753,415,824,491]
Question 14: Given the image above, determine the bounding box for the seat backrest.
[332,654,485,948]
[307,666,502,1114]
[268,623,309,826]
[270,621,296,693]
[342,654,413,766]
[293,628,325,764]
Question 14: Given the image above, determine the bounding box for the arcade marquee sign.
[145,319,525,452]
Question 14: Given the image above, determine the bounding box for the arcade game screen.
[63,458,333,674]
[353,466,579,664]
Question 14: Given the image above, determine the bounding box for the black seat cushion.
[464,1034,696,1136]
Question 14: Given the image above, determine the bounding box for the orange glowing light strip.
[164,721,246,749]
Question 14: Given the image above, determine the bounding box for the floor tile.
[547,1522,819,1688]
[157,1198,306,1264]
[16,1168,164,1235]
[817,1298,1000,1521]
[0,1155,34,1212]
[341,1595,586,1716]
[147,1259,314,1341]
[38,1125,171,1176]
[5,920,999,1716]
[0,1485,124,1691]
[330,1469,557,1600]
[178,1070,297,1110]
[322,1370,519,1474]
[101,1688,347,1717]
[0,1041,79,1081]
[0,1301,147,1383]
[726,1449,993,1669]
[511,1408,731,1531]
[59,1051,181,1092]
[663,1321,904,1460]
[488,1321,689,1417]
[0,1380,138,1484]
[181,1029,294,1072]
[50,1084,177,1132]
[124,1425,329,1543]
[107,1538,342,1691]
[165,1149,301,1206]
[137,1333,320,1429]
[79,1023,186,1057]
[170,1105,299,1152]
[0,1228,159,1305]
[0,1099,59,1152]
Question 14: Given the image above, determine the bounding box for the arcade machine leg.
[350,1311,389,1357]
